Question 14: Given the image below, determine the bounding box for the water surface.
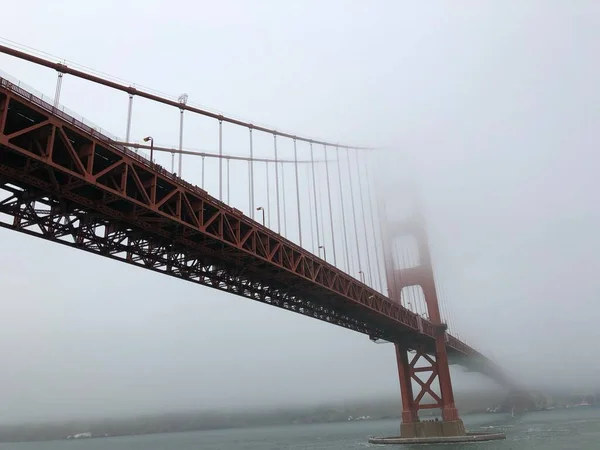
[1,406,598,449]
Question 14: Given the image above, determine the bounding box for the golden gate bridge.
[0,41,508,444]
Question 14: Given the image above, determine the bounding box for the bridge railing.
[0,70,122,141]
[0,75,209,203]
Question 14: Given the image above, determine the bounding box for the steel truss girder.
[0,76,487,360]
[0,184,372,332]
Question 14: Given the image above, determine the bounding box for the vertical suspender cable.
[316,158,326,255]
[218,119,223,200]
[310,142,320,250]
[442,279,457,336]
[434,268,449,328]
[226,157,231,204]
[247,160,252,214]
[365,158,384,293]
[448,287,458,335]
[201,156,205,189]
[125,94,133,144]
[406,233,421,315]
[401,244,415,313]
[428,235,447,324]
[396,231,406,307]
[324,145,337,267]
[249,128,255,216]
[273,135,281,233]
[307,163,316,252]
[378,196,399,301]
[54,72,63,108]
[394,243,406,308]
[355,149,373,286]
[293,139,302,247]
[336,147,351,273]
[281,161,287,237]
[177,94,187,176]
[400,225,417,314]
[265,161,271,228]
[346,148,362,278]
[178,108,184,177]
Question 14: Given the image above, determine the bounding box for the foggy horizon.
[1,0,599,426]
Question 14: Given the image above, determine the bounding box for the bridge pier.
[395,340,465,439]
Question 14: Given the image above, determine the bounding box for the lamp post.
[256,206,265,225]
[143,136,154,162]
[318,245,327,261]
[358,270,365,283]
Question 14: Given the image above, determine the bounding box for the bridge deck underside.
[0,80,497,374]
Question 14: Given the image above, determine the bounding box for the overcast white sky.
[0,0,599,423]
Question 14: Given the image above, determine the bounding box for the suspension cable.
[0,41,373,150]
[376,194,394,299]
[389,198,408,307]
[355,149,373,286]
[125,93,133,143]
[336,147,351,273]
[391,207,403,302]
[441,277,457,335]
[394,242,407,309]
[346,149,362,278]
[402,228,418,315]
[226,157,231,205]
[429,230,452,329]
[386,203,406,307]
[316,158,326,259]
[249,128,254,216]
[293,139,302,247]
[281,161,287,237]
[218,119,223,200]
[117,141,329,164]
[365,158,384,293]
[178,107,184,177]
[310,143,321,252]
[265,161,271,228]
[247,159,251,214]
[307,162,316,252]
[324,145,337,267]
[273,134,281,233]
[428,233,446,324]
[413,240,427,317]
[54,71,63,107]
[435,268,450,329]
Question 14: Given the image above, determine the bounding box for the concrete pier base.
[369,419,506,445]
[400,419,466,438]
[368,432,506,445]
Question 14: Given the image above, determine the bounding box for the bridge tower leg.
[387,214,465,438]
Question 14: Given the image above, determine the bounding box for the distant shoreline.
[0,390,595,444]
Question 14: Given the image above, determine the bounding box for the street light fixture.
[143,136,154,162]
[358,270,365,283]
[256,206,265,225]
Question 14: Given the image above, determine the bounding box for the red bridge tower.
[383,208,466,438]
